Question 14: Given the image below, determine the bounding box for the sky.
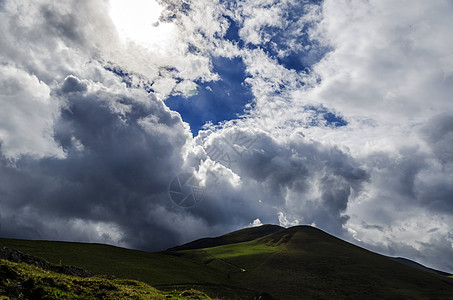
[0,0,453,273]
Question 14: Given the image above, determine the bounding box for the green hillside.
[243,226,453,299]
[2,225,453,299]
[0,238,230,286]
[0,259,212,299]
[0,238,256,299]
[172,226,453,299]
[169,224,284,251]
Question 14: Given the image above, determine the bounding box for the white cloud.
[109,0,175,52]
[250,218,263,227]
[278,212,299,228]
[0,65,64,160]
[307,0,453,123]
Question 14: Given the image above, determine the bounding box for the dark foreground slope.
[0,249,212,300]
[0,238,251,299]
[2,225,453,300]
[0,236,259,299]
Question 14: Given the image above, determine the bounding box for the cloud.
[0,0,453,274]
[0,73,195,249]
[61,75,88,94]
[278,212,299,228]
[0,0,226,251]
[213,0,453,271]
[307,0,453,123]
[420,113,453,165]
[250,218,263,227]
[0,65,63,160]
[187,127,369,236]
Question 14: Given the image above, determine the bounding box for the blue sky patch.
[223,15,243,47]
[165,56,253,135]
[306,106,348,128]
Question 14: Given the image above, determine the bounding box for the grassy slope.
[390,257,452,276]
[0,259,212,299]
[0,238,256,299]
[0,238,231,287]
[169,224,284,251]
[221,226,453,299]
[203,240,283,282]
[2,225,453,300]
[174,226,453,300]
[172,239,283,286]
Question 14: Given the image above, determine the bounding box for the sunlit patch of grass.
[205,241,281,260]
[173,240,285,285]
[0,259,213,299]
[203,240,282,273]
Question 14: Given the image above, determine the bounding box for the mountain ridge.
[389,256,452,277]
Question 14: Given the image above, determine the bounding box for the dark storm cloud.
[0,75,193,250]
[401,114,453,215]
[357,232,453,274]
[421,113,453,165]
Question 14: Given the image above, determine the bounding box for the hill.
[2,225,453,299]
[168,224,284,251]
[241,226,453,299]
[389,257,452,276]
[170,226,453,299]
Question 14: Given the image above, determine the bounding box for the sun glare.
[109,0,176,52]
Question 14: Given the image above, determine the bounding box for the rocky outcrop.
[0,246,93,277]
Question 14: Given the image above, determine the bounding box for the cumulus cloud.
[187,127,369,237]
[307,0,453,123]
[0,74,194,248]
[0,65,63,160]
[250,218,263,227]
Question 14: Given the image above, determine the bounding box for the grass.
[170,225,284,251]
[2,225,453,300]
[0,239,256,299]
[0,259,213,299]
[174,226,453,299]
[238,226,453,300]
[172,239,283,286]
[0,238,230,287]
[203,240,282,276]
[204,240,281,260]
